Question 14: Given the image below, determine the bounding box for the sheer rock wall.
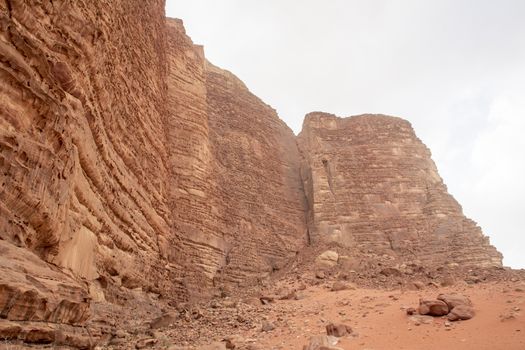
[0,1,502,344]
[165,19,307,296]
[297,112,502,267]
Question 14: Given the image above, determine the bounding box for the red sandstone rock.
[437,293,472,309]
[448,305,475,321]
[418,299,450,316]
[0,1,507,348]
[297,112,502,268]
[326,323,352,337]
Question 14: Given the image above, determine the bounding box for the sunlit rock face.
[297,112,502,267]
[0,0,179,311]
[0,1,502,345]
[0,0,307,314]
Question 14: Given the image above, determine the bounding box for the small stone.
[136,338,158,349]
[279,290,298,300]
[260,296,274,305]
[222,300,237,308]
[409,315,434,325]
[223,335,244,349]
[261,321,275,332]
[150,312,179,329]
[303,335,339,350]
[201,342,228,350]
[412,281,425,290]
[326,323,352,337]
[331,281,355,292]
[380,267,402,277]
[406,307,416,315]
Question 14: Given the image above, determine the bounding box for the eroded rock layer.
[0,0,307,322]
[298,112,502,267]
[165,19,307,294]
[205,62,307,287]
[0,1,504,346]
[0,0,188,335]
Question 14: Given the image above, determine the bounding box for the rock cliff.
[165,19,307,296]
[297,112,502,267]
[0,1,502,347]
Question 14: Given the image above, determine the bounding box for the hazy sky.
[166,0,525,268]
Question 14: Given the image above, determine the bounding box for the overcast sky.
[166,0,525,268]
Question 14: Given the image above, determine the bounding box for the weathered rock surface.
[297,112,502,267]
[0,241,91,347]
[0,0,179,306]
[418,299,449,316]
[437,293,472,309]
[447,304,475,321]
[165,19,307,294]
[325,323,352,337]
[0,241,90,323]
[315,250,339,268]
[0,1,507,347]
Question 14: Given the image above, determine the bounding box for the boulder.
[315,251,339,268]
[437,293,472,309]
[448,305,475,321]
[418,299,449,316]
[150,312,180,329]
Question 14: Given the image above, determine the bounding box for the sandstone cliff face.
[0,1,504,346]
[205,62,307,287]
[0,0,180,331]
[165,19,307,294]
[297,112,502,267]
[1,0,306,325]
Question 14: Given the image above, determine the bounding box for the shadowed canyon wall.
[0,1,501,343]
[165,19,307,295]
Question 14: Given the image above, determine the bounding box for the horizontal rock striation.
[0,1,503,345]
[1,0,307,326]
[297,112,502,267]
[205,61,307,287]
[165,19,307,294]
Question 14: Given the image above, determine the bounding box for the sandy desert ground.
[253,282,525,350]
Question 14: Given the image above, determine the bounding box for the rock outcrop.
[1,0,306,325]
[0,1,503,346]
[0,1,180,342]
[165,19,307,295]
[298,112,502,267]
